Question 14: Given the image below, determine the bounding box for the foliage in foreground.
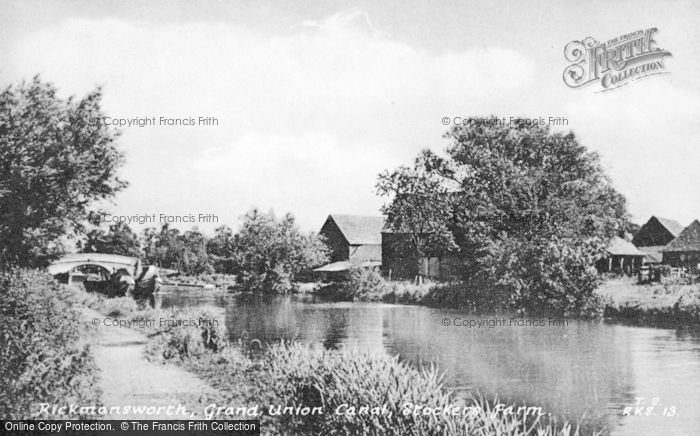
[145,310,598,435]
[0,268,100,418]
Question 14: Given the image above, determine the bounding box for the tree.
[0,77,126,267]
[141,226,161,266]
[376,152,457,281]
[81,222,141,257]
[206,225,236,274]
[140,224,213,275]
[232,209,329,293]
[380,117,628,315]
[178,228,213,275]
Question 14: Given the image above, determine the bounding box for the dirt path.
[84,308,218,419]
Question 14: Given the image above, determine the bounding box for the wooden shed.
[661,220,700,268]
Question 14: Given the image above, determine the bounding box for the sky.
[1,0,699,234]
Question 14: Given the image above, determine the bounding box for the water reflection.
[161,289,700,435]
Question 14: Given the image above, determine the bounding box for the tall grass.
[0,268,101,418]
[258,342,600,436]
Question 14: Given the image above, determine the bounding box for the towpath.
[82,308,218,420]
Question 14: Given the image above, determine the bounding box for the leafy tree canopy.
[0,77,126,267]
[232,209,329,293]
[379,117,628,315]
[81,222,141,258]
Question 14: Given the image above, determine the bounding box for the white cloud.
[5,10,537,231]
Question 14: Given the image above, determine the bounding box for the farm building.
[314,214,384,275]
[632,216,685,264]
[661,220,700,268]
[596,236,646,274]
[381,231,461,280]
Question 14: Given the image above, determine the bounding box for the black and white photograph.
[1,1,699,435]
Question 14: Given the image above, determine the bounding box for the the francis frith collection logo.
[563,28,671,92]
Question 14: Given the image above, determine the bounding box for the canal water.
[161,289,700,436]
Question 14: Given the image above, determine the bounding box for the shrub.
[343,267,390,301]
[382,280,435,304]
[100,296,139,317]
[316,267,399,302]
[0,268,100,418]
[146,309,227,361]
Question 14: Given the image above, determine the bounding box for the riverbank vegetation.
[130,307,599,435]
[317,266,605,317]
[0,268,101,418]
[599,278,700,325]
[320,267,700,325]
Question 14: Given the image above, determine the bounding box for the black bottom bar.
[1,420,260,436]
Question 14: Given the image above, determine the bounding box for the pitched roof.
[606,236,645,256]
[329,214,384,245]
[662,220,700,252]
[637,246,664,263]
[654,216,685,237]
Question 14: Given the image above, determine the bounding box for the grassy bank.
[0,268,101,419]
[315,268,700,325]
[598,278,700,325]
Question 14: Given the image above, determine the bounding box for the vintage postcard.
[1,1,698,435]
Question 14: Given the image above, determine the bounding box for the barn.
[661,220,700,268]
[381,230,461,280]
[596,236,646,274]
[632,216,684,264]
[314,214,384,274]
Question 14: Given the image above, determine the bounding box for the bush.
[100,296,139,317]
[343,267,390,301]
[0,268,100,418]
[382,280,435,304]
[146,309,227,361]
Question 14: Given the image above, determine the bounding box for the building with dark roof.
[662,220,700,267]
[314,214,384,274]
[632,216,684,264]
[633,216,684,246]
